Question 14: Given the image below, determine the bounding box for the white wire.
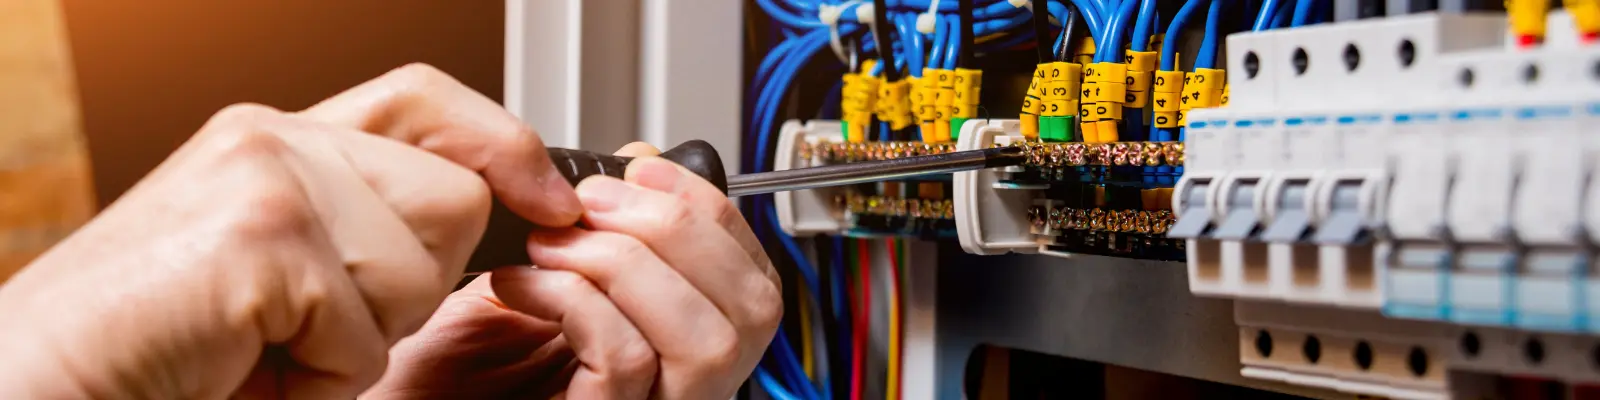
[824,1,867,64]
[809,293,830,387]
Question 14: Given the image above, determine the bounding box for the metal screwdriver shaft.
[725,146,1026,196]
[546,140,1027,197]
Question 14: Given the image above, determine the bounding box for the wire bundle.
[749,0,1308,397]
[748,2,1035,399]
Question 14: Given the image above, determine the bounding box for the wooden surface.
[0,0,96,281]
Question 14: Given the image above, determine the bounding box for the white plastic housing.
[952,119,1041,255]
[773,120,846,237]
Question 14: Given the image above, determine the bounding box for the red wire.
[851,239,871,400]
[885,239,902,400]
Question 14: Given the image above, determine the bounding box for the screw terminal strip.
[1010,140,1185,167]
[1027,206,1174,235]
[840,193,955,220]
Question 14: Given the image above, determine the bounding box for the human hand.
[362,144,782,399]
[0,64,583,399]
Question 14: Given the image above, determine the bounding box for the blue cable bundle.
[1195,0,1226,69]
[747,2,1087,398]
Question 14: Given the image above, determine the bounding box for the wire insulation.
[1196,0,1225,68]
[851,239,871,400]
[886,240,903,400]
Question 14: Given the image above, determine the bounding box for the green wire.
[895,240,907,273]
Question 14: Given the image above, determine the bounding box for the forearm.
[0,245,257,400]
[0,290,97,399]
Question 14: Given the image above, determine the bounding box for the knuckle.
[640,199,697,240]
[208,103,283,126]
[607,234,656,264]
[742,280,784,333]
[198,106,292,159]
[542,269,590,291]
[612,338,659,379]
[232,184,317,240]
[409,171,492,226]
[385,63,458,92]
[688,326,741,376]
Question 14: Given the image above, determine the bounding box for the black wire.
[872,0,900,80]
[1055,3,1080,61]
[1030,0,1053,63]
[958,0,976,67]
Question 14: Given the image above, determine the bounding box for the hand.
[0,64,583,399]
[362,144,783,399]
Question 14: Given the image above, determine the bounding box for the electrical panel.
[747,0,1600,398]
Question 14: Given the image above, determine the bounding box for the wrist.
[0,301,94,398]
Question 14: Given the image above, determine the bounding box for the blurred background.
[62,0,505,205]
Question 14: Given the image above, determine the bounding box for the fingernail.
[631,158,683,192]
[576,177,631,213]
[541,174,585,218]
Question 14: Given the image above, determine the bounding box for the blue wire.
[773,327,823,400]
[759,0,829,28]
[1070,0,1105,22]
[748,37,831,363]
[985,23,1038,50]
[753,30,831,173]
[1094,0,1117,62]
[975,7,1036,35]
[831,1,1026,23]
[974,0,1028,17]
[757,367,804,400]
[1103,0,1140,62]
[764,207,824,308]
[1053,27,1066,60]
[1151,0,1209,152]
[1269,0,1294,28]
[1129,0,1157,51]
[928,13,947,69]
[896,12,925,76]
[1159,0,1210,71]
[1292,0,1314,26]
[745,23,828,400]
[1253,0,1280,31]
[756,37,808,95]
[1195,0,1224,69]
[748,31,825,152]
[781,0,820,12]
[944,16,961,69]
[767,328,810,398]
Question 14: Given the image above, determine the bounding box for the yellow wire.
[886,239,902,400]
[800,281,815,379]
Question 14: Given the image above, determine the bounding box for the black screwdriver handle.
[464,140,727,274]
[547,139,728,195]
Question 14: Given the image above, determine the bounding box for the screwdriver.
[466,140,1025,271]
[546,140,1026,196]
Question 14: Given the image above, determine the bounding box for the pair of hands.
[0,64,781,399]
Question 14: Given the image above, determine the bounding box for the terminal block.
[953,119,1183,260]
[773,120,958,238]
